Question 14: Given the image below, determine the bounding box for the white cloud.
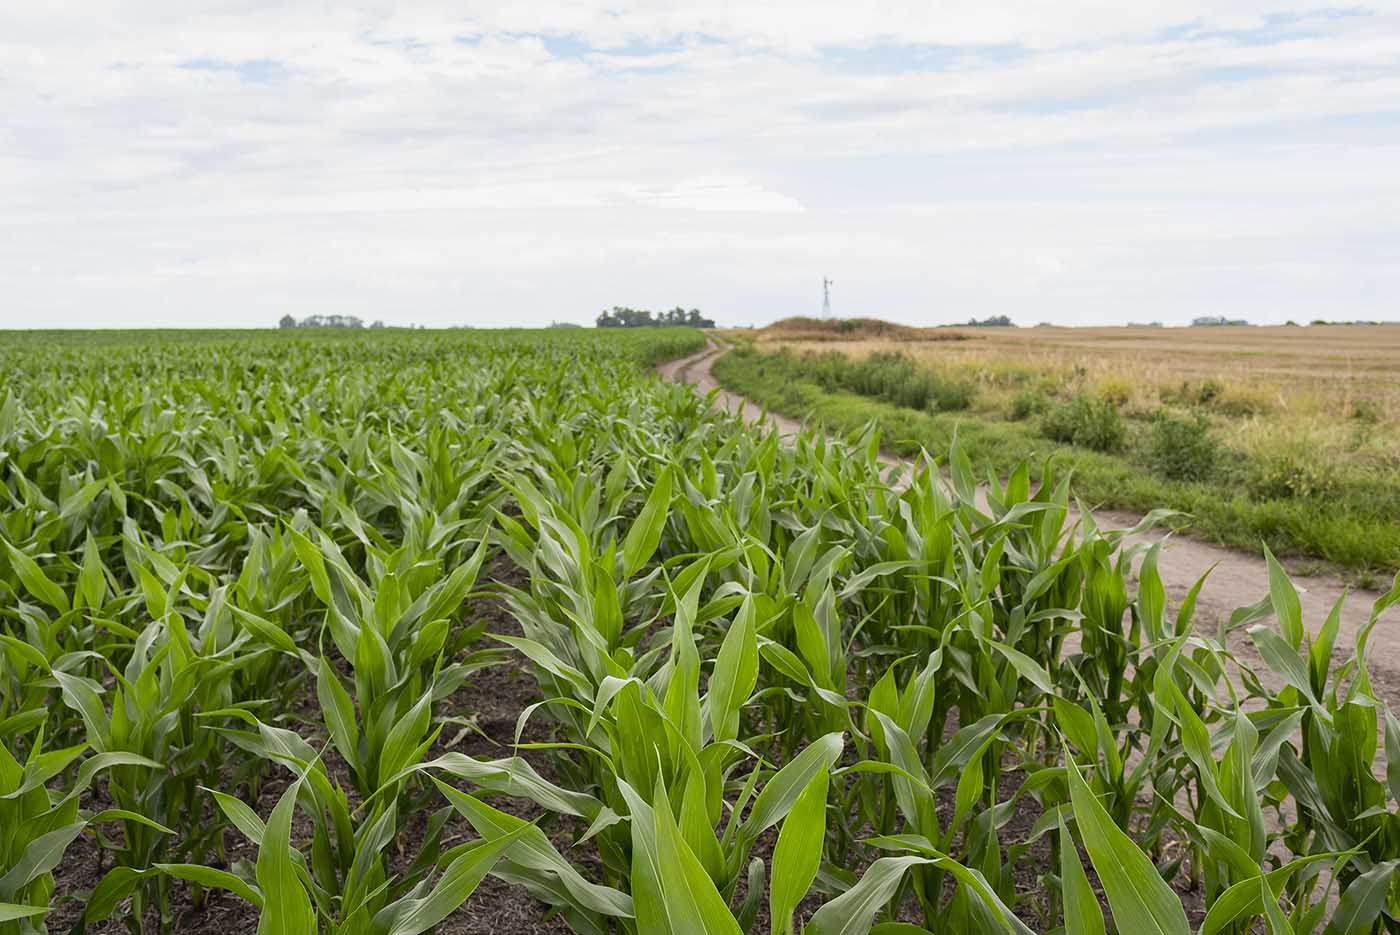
[1,1,1398,327]
[627,177,806,213]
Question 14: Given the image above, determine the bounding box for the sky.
[3,2,1399,329]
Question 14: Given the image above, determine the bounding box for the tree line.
[279,314,385,329]
[596,306,715,328]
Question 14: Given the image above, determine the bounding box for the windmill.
[822,277,833,319]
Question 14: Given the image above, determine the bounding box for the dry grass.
[756,316,970,343]
[732,322,1400,464]
[713,321,1400,571]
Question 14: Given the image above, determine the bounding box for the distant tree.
[596,306,713,328]
[370,320,385,329]
[289,314,365,329]
[619,307,649,327]
[966,315,1013,327]
[278,314,297,329]
[598,306,652,327]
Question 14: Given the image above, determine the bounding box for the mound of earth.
[760,316,969,342]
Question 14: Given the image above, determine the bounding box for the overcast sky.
[4,2,1399,329]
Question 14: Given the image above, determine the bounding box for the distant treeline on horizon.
[596,306,716,328]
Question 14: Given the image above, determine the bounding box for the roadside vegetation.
[1,327,1398,934]
[712,339,1400,577]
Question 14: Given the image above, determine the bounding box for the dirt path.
[659,340,1400,703]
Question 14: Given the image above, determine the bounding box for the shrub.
[1041,395,1125,452]
[1149,411,1218,481]
[1243,443,1336,500]
[1006,388,1047,421]
[1040,401,1076,444]
[1196,379,1223,405]
[834,351,974,412]
[925,372,975,412]
[1162,379,1228,408]
[1351,398,1380,424]
[803,351,849,393]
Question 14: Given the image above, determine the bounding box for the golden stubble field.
[737,321,1400,470]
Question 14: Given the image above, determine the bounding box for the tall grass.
[715,345,1400,574]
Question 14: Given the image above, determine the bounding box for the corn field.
[1,327,1398,935]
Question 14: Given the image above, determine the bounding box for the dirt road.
[659,340,1400,702]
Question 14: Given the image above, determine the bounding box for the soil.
[659,340,1400,709]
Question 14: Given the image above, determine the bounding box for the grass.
[738,319,1400,520]
[712,344,1400,575]
[750,320,1400,429]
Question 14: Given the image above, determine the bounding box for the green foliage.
[3,325,1400,935]
[744,348,975,413]
[1243,440,1338,500]
[1350,397,1381,424]
[1006,387,1047,421]
[1150,410,1218,481]
[1040,394,1126,452]
[596,306,715,328]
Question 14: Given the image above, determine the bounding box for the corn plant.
[5,327,1400,935]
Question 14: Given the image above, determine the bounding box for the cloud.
[1,1,1398,327]
[627,177,806,213]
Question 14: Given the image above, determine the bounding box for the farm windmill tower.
[822,277,833,319]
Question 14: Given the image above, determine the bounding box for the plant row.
[0,328,1397,934]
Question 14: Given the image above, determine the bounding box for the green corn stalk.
[0,729,164,935]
